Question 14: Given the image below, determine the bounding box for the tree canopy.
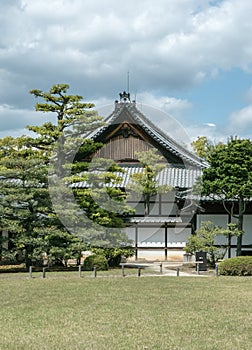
[201,137,252,255]
[0,84,133,266]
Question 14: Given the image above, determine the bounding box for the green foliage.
[71,158,134,233]
[219,256,252,276]
[185,221,229,266]
[191,136,212,160]
[0,136,54,267]
[91,247,135,267]
[191,136,223,160]
[202,138,252,200]
[83,254,109,271]
[0,83,134,267]
[44,230,87,267]
[30,83,132,242]
[201,137,252,256]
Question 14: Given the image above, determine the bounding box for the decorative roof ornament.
[119,91,131,102]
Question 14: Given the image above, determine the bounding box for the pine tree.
[29,84,132,246]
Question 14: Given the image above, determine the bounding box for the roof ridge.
[127,104,207,168]
[88,100,208,168]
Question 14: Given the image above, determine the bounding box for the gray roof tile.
[71,166,202,189]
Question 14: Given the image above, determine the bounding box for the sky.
[1,0,252,145]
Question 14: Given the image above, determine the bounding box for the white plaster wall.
[136,249,185,262]
[242,215,252,245]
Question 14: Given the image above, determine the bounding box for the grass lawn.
[1,273,252,350]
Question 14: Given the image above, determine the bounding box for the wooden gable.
[91,103,189,166]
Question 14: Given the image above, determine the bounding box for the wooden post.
[42,267,46,278]
[138,267,141,277]
[135,225,138,261]
[94,266,97,278]
[176,267,180,277]
[122,264,125,277]
[165,225,168,261]
[160,263,163,274]
[196,263,200,275]
[78,265,82,278]
[215,263,219,277]
[29,266,32,278]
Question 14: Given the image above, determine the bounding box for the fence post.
[78,265,82,278]
[42,267,46,278]
[196,263,200,275]
[177,267,180,277]
[94,266,97,278]
[122,264,125,277]
[29,266,32,278]
[160,263,163,274]
[215,263,219,277]
[138,267,141,277]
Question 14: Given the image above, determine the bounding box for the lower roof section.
[129,216,182,223]
[71,166,202,190]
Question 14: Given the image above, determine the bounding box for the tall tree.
[0,84,132,265]
[129,149,171,216]
[191,136,222,161]
[0,137,55,266]
[29,83,132,245]
[201,137,252,256]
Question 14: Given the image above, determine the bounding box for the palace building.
[73,91,252,261]
[2,91,252,262]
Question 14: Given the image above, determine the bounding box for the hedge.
[218,256,252,276]
[83,254,109,271]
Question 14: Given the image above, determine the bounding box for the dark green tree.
[29,84,132,246]
[201,137,252,256]
[0,84,133,266]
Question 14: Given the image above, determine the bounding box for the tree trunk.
[25,245,33,269]
[228,233,231,258]
[236,199,244,256]
[144,194,150,216]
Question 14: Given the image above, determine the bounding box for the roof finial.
[119,91,131,102]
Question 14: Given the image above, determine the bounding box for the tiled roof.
[71,166,202,189]
[128,216,182,223]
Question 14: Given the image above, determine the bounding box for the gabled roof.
[88,94,208,169]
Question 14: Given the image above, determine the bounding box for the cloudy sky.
[1,0,252,144]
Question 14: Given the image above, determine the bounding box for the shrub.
[219,256,252,276]
[91,247,135,267]
[0,264,26,273]
[83,254,108,271]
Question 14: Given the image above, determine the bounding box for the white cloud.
[135,92,192,119]
[229,105,252,134]
[2,0,252,104]
[203,123,216,127]
[1,0,252,139]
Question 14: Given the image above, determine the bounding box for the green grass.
[1,273,252,350]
